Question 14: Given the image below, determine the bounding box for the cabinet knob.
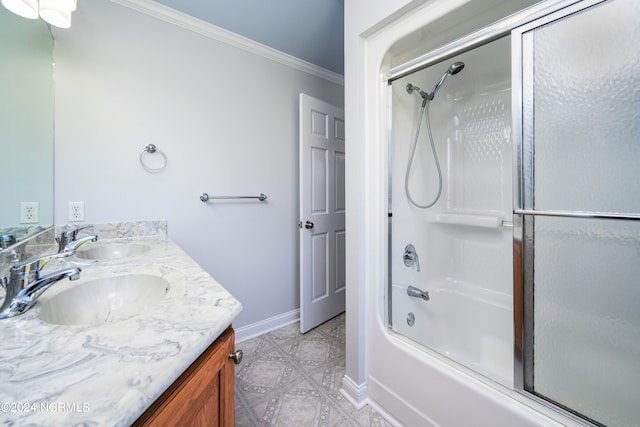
[228,349,243,365]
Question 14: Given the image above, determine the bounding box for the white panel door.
[299,94,345,333]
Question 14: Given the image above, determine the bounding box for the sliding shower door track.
[385,0,587,82]
[514,209,640,221]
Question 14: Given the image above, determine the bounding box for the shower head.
[448,61,465,75]
[406,61,465,103]
[430,61,465,98]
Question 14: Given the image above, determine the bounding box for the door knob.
[304,221,314,229]
[229,349,243,365]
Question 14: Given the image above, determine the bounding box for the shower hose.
[404,100,443,208]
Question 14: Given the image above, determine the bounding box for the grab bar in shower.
[424,212,514,229]
[428,212,499,228]
[200,193,267,202]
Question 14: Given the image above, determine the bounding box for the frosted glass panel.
[533,217,640,427]
[531,0,640,213]
[521,1,640,426]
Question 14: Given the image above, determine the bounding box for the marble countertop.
[0,221,242,426]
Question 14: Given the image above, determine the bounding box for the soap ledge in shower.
[424,212,506,229]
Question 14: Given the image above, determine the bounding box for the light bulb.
[39,8,72,28]
[39,0,77,28]
[1,0,39,19]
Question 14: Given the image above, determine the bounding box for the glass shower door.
[514,0,640,426]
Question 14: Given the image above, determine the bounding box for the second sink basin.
[75,242,150,260]
[38,272,171,326]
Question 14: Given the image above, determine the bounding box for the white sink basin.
[38,273,170,325]
[75,242,150,260]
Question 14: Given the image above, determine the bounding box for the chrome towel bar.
[200,193,267,202]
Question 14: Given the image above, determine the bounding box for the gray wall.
[53,0,344,328]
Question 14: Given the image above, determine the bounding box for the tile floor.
[234,313,394,426]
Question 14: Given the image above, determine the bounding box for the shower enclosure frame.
[512,1,640,426]
[386,0,629,426]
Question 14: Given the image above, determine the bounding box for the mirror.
[0,7,54,248]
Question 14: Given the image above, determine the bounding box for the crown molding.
[110,0,344,86]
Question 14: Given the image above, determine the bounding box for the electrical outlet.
[68,201,85,222]
[20,202,39,223]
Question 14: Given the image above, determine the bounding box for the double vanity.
[0,220,242,426]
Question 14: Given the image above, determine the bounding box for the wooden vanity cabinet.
[133,326,236,427]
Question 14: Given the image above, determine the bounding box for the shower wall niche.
[388,36,514,387]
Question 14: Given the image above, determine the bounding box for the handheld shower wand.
[430,61,465,97]
[404,61,465,209]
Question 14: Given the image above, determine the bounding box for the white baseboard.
[235,309,300,343]
[340,374,369,410]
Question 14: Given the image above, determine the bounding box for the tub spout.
[407,285,429,301]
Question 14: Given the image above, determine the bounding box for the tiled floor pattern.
[234,313,393,426]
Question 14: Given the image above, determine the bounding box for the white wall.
[342,0,416,405]
[53,0,343,329]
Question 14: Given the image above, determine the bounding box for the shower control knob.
[403,244,420,272]
[304,221,314,229]
[229,349,243,365]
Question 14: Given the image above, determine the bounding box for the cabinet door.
[134,327,235,427]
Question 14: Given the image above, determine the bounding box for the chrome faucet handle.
[56,225,95,253]
[403,244,420,272]
[11,250,76,276]
[58,224,92,240]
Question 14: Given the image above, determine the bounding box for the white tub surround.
[0,220,242,426]
[391,281,513,387]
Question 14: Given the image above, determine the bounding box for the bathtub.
[390,280,513,387]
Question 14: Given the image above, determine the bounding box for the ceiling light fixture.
[1,0,39,19]
[39,0,76,28]
[1,0,78,28]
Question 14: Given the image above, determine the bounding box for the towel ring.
[139,144,167,173]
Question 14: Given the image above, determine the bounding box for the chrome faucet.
[403,244,420,272]
[56,225,98,254]
[0,251,82,319]
[407,285,429,301]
